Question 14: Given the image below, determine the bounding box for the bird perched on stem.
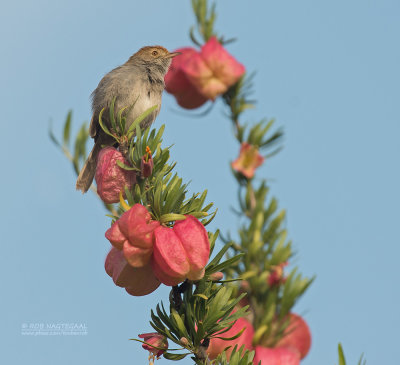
[76,46,180,193]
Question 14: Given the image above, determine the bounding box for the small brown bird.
[76,46,179,193]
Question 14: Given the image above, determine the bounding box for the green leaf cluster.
[117,119,216,225]
[213,346,255,365]
[191,0,217,44]
[150,277,248,362]
[217,25,313,349]
[224,179,314,346]
[98,96,158,143]
[190,0,234,46]
[51,105,216,226]
[223,74,256,126]
[49,111,89,176]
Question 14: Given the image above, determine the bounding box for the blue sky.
[1,0,399,364]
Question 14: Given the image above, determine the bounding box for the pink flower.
[151,216,210,286]
[253,346,300,365]
[165,47,208,109]
[165,37,245,108]
[105,247,160,296]
[95,147,136,204]
[231,142,264,179]
[275,313,312,359]
[138,332,168,358]
[182,37,245,100]
[105,204,160,267]
[207,317,254,360]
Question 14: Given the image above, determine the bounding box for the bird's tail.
[76,141,102,193]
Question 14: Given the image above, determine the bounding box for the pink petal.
[181,52,227,100]
[151,225,190,286]
[104,247,160,296]
[164,47,198,93]
[164,47,209,109]
[123,241,153,268]
[231,142,264,179]
[201,36,245,88]
[118,204,159,249]
[105,221,126,250]
[207,317,254,360]
[253,346,300,365]
[275,313,312,359]
[173,216,210,281]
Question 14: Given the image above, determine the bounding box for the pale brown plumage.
[76,46,179,193]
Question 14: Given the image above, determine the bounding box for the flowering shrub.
[50,1,341,364]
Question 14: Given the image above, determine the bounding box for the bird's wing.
[89,114,97,138]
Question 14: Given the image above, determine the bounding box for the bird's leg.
[119,135,129,160]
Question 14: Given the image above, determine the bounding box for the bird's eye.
[152,50,158,56]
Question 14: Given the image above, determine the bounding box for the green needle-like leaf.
[127,105,158,137]
[63,111,72,146]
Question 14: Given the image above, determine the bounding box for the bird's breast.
[121,82,162,131]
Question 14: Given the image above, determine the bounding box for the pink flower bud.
[105,204,160,267]
[138,332,168,358]
[165,47,208,109]
[181,37,245,100]
[209,272,224,281]
[267,262,288,287]
[253,346,300,365]
[231,142,264,179]
[151,216,210,286]
[275,313,311,359]
[95,147,136,204]
[104,247,160,296]
[207,317,254,360]
[141,146,154,178]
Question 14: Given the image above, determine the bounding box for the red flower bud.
[105,204,160,267]
[141,146,154,178]
[165,47,208,109]
[138,332,168,358]
[95,147,136,204]
[151,216,210,286]
[253,346,300,365]
[104,247,160,296]
[275,313,311,359]
[207,317,254,360]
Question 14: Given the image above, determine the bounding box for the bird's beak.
[165,51,181,59]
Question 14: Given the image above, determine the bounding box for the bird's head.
[128,46,180,73]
